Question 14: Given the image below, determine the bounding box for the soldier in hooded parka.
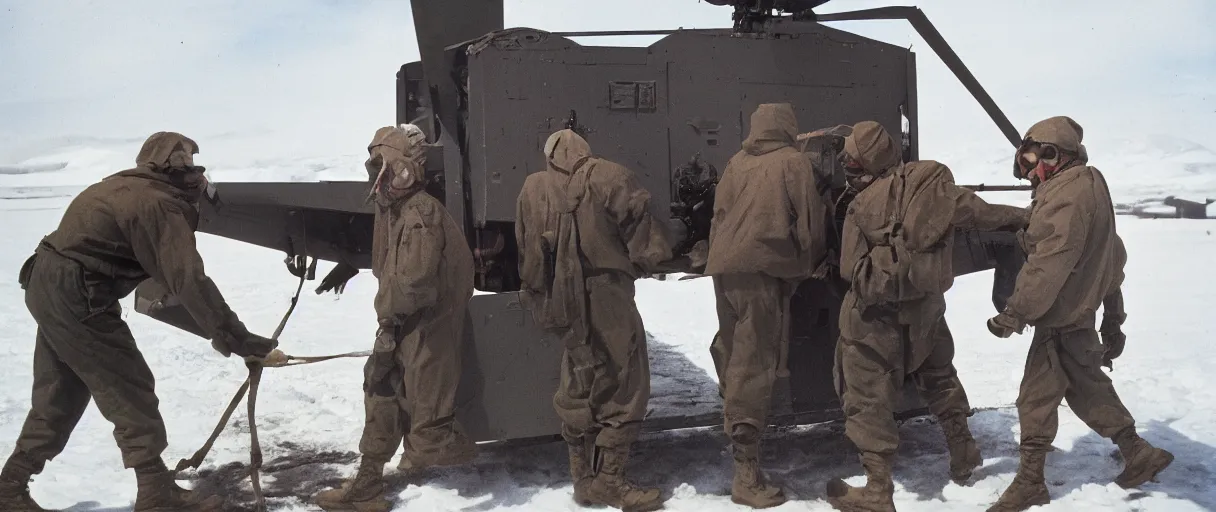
[0,132,278,512]
[703,103,830,509]
[985,116,1174,512]
[315,125,477,512]
[827,121,1029,512]
[516,128,674,512]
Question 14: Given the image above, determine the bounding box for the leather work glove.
[315,261,360,295]
[987,311,1026,338]
[211,332,278,359]
[1099,315,1126,370]
[237,333,279,358]
[367,326,398,384]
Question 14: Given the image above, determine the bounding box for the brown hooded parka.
[5,132,272,494]
[515,129,673,449]
[835,121,1027,463]
[705,103,829,437]
[360,126,477,469]
[704,103,830,507]
[998,116,1139,453]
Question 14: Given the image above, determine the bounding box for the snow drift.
[1,136,1214,511]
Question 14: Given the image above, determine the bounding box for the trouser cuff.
[1,450,41,480]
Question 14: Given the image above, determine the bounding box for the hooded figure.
[825,121,1030,512]
[984,117,1173,512]
[315,125,477,512]
[703,103,827,508]
[516,129,672,512]
[0,132,277,512]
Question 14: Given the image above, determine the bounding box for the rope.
[173,256,370,511]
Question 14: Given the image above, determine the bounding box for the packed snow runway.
[1,183,1213,511]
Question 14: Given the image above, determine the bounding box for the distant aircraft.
[1119,196,1214,220]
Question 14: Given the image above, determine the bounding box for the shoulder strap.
[885,164,911,245]
[561,162,597,269]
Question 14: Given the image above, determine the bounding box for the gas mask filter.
[368,152,417,205]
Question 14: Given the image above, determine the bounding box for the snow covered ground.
[1,142,1215,511]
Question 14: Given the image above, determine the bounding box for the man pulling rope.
[174,258,370,511]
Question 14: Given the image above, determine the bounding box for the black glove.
[212,332,278,359]
[987,311,1026,338]
[367,326,398,384]
[1099,315,1126,370]
[315,262,360,295]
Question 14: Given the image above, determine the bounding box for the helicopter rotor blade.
[815,6,1022,148]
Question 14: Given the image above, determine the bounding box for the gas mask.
[174,168,212,231]
[168,148,196,170]
[1016,139,1072,186]
[367,153,419,206]
[840,151,874,192]
[365,124,429,205]
[167,164,210,203]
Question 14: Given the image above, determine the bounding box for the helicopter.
[134,0,1030,445]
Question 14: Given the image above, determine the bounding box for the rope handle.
[170,349,371,475]
[172,255,370,511]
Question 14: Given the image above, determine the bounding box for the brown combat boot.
[0,451,52,512]
[133,461,223,512]
[986,449,1049,512]
[826,452,896,512]
[1113,430,1174,489]
[314,458,392,512]
[941,413,982,485]
[567,435,596,505]
[0,476,53,512]
[729,429,786,508]
[584,445,665,512]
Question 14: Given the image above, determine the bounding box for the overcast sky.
[2,0,1213,170]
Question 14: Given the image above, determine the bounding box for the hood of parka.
[742,103,798,156]
[1016,116,1090,185]
[367,125,425,204]
[543,129,593,175]
[136,131,201,173]
[843,121,901,176]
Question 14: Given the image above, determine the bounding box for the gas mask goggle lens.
[367,151,417,204]
[1016,139,1064,184]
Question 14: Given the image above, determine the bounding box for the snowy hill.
[5,132,1216,202]
[1,146,1215,511]
[0,136,371,189]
